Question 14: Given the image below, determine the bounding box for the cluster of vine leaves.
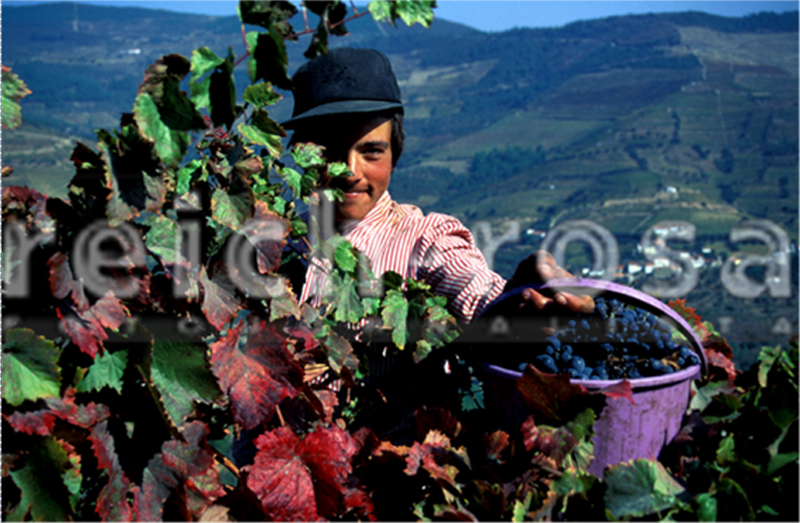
[2,1,798,521]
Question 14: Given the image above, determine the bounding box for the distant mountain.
[4,3,798,362]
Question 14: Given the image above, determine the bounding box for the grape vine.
[2,1,797,521]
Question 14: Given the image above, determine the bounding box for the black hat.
[282,48,403,128]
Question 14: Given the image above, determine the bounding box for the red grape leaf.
[412,406,463,442]
[134,421,226,521]
[47,251,89,310]
[315,390,338,423]
[2,185,48,224]
[521,415,577,465]
[199,265,242,331]
[91,291,129,331]
[242,200,287,275]
[90,420,135,522]
[668,298,709,341]
[4,409,56,436]
[705,349,739,383]
[6,389,110,435]
[374,440,410,458]
[595,380,635,405]
[248,426,321,521]
[57,307,105,358]
[704,332,734,361]
[515,364,593,422]
[296,425,358,518]
[44,390,111,428]
[209,320,303,430]
[433,503,479,521]
[55,291,129,358]
[343,488,376,521]
[284,319,320,352]
[403,430,464,490]
[485,430,510,463]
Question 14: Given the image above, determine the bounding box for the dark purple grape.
[535,355,559,373]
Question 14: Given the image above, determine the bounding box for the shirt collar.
[338,191,393,237]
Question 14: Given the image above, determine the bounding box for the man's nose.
[347,149,360,175]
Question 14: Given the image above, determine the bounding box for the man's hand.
[504,251,594,314]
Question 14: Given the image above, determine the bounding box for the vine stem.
[211,445,240,477]
[232,9,371,68]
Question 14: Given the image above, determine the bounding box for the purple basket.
[479,278,706,478]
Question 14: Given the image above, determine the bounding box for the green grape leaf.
[76,349,128,394]
[268,279,301,321]
[331,237,358,274]
[189,74,211,110]
[2,66,32,130]
[369,0,435,28]
[690,380,735,412]
[695,492,717,522]
[382,289,409,350]
[603,459,685,519]
[327,161,351,178]
[244,82,283,108]
[151,339,222,426]
[394,0,436,27]
[317,324,358,376]
[135,54,205,166]
[7,437,76,522]
[134,92,190,168]
[757,345,783,388]
[144,214,182,265]
[238,109,285,158]
[716,434,737,466]
[279,166,303,196]
[176,159,205,195]
[246,28,292,90]
[511,492,532,522]
[2,328,62,406]
[291,142,326,169]
[211,187,251,230]
[329,271,364,324]
[238,0,298,36]
[190,47,224,82]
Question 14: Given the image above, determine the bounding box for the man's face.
[316,116,393,221]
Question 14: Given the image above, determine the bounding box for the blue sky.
[4,1,798,32]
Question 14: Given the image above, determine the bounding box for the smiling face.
[306,115,394,221]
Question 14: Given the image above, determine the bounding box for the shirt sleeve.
[409,213,507,324]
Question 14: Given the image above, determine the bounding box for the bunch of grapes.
[524,297,701,380]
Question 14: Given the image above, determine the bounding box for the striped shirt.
[300,191,507,324]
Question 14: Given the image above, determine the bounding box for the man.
[283,47,593,324]
[233,48,593,463]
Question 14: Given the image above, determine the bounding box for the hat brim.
[282,99,404,129]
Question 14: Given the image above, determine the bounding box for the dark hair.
[287,110,405,168]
